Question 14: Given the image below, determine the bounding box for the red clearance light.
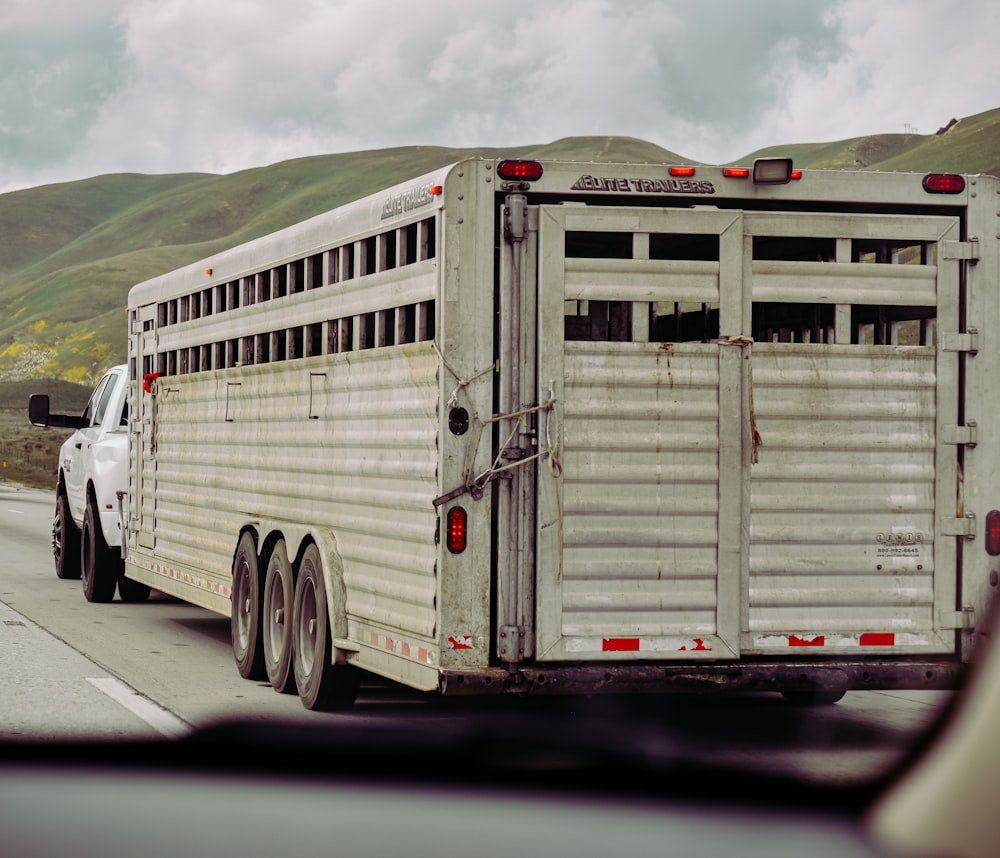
[430,184,442,195]
[497,160,543,181]
[670,166,696,177]
[446,506,468,554]
[986,510,1000,556]
[923,173,965,194]
[723,167,750,178]
[790,170,803,180]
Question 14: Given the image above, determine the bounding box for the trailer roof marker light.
[752,158,795,185]
[923,173,966,194]
[446,506,468,554]
[497,160,543,181]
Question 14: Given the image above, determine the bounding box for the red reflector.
[986,510,1000,555]
[497,160,543,181]
[602,638,640,652]
[860,633,895,646]
[790,170,802,180]
[446,506,467,554]
[923,173,965,194]
[723,167,750,178]
[670,166,696,177]
[789,635,825,647]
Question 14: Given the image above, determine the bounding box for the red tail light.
[446,507,468,554]
[497,160,543,181]
[985,510,1000,556]
[923,174,965,194]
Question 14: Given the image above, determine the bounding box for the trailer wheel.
[81,502,118,603]
[262,539,296,694]
[53,491,81,580]
[292,543,359,711]
[231,531,266,680]
[118,575,151,603]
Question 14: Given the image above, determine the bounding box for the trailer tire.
[232,531,266,681]
[53,491,81,580]
[81,501,118,603]
[292,543,359,711]
[262,539,296,694]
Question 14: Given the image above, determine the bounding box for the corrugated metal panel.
[551,342,722,642]
[149,345,439,638]
[747,346,940,639]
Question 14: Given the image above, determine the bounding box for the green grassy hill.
[1,111,997,393]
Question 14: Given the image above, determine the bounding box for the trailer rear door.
[532,204,964,662]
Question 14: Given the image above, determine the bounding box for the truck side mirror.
[28,394,50,427]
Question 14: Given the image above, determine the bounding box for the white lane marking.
[87,676,190,738]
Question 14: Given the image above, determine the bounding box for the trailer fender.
[300,528,354,666]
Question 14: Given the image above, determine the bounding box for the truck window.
[92,375,119,426]
[80,375,111,427]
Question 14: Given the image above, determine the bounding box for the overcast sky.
[1,0,998,194]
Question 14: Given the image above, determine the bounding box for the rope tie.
[432,341,496,408]
[719,336,762,464]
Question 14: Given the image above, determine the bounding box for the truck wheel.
[53,492,81,580]
[292,543,359,711]
[231,531,266,680]
[81,502,118,603]
[118,575,151,603]
[262,539,296,694]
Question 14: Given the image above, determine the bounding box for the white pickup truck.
[28,364,149,603]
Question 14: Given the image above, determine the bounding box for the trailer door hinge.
[942,422,977,447]
[941,514,976,538]
[941,328,978,354]
[942,239,979,262]
[941,605,975,630]
[498,625,525,662]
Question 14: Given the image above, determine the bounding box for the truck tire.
[81,502,118,603]
[262,539,296,694]
[231,531,266,680]
[292,543,359,711]
[118,575,152,603]
[53,491,81,580]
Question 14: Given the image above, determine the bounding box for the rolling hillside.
[1,107,997,390]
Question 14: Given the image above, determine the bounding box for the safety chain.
[719,335,761,464]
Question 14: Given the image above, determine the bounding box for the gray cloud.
[1,0,997,193]
[0,9,126,168]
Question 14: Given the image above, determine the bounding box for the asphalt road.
[0,482,952,788]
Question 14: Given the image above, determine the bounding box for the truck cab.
[28,364,148,603]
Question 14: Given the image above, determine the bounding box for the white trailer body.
[125,158,999,707]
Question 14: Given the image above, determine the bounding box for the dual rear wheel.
[231,534,359,710]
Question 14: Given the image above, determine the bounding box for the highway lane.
[0,482,952,787]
